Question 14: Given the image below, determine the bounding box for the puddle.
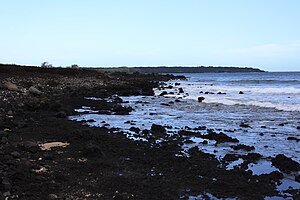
[39,142,70,150]
[265,196,293,200]
[247,160,300,195]
[226,158,244,170]
[188,193,236,200]
[277,176,300,191]
[247,160,279,175]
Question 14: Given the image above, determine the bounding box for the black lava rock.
[159,91,168,96]
[151,124,166,136]
[231,144,255,151]
[198,97,205,102]
[178,88,184,93]
[271,154,300,173]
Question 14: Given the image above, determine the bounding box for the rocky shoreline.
[0,65,299,199]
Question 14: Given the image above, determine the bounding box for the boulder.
[200,130,239,144]
[231,144,255,151]
[159,91,168,96]
[29,86,42,95]
[223,154,240,162]
[198,97,205,102]
[287,136,299,142]
[178,88,184,93]
[178,130,198,137]
[217,92,226,95]
[113,105,133,115]
[129,127,140,133]
[151,124,166,136]
[240,122,251,128]
[86,119,96,123]
[2,81,19,91]
[111,95,123,103]
[271,154,300,173]
[239,91,244,94]
[242,153,262,163]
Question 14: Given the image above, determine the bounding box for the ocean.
[70,72,300,194]
[176,72,300,112]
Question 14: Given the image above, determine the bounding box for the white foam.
[248,160,279,175]
[180,84,300,95]
[167,82,300,112]
[202,97,300,112]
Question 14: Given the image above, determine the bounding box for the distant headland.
[0,63,265,74]
[94,66,265,73]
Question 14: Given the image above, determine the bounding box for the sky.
[0,0,300,71]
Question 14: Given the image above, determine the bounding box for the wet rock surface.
[150,124,167,136]
[199,129,239,144]
[197,96,205,102]
[231,144,255,151]
[271,154,300,173]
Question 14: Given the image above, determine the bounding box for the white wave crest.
[196,85,300,94]
[194,96,300,112]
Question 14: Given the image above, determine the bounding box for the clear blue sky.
[1,0,300,71]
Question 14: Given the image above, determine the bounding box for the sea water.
[172,72,300,112]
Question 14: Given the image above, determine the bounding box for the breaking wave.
[202,97,300,112]
[228,79,300,85]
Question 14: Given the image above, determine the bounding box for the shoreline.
[0,66,299,199]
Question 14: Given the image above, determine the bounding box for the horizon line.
[1,62,300,72]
